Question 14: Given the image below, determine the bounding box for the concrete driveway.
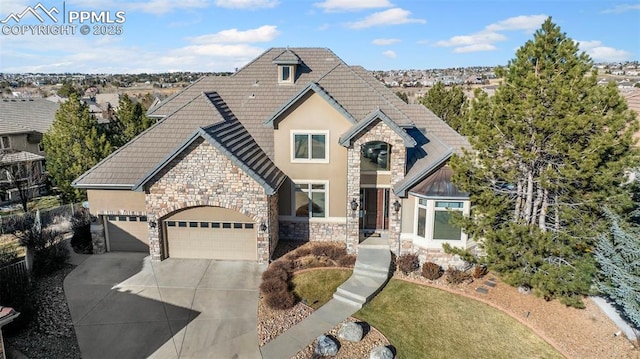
[64,252,265,359]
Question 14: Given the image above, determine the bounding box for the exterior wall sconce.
[350,198,359,212]
[148,220,157,229]
[393,200,401,213]
[259,222,267,232]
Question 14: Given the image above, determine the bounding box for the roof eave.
[393,149,454,197]
[339,109,417,148]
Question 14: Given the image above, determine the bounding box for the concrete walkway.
[260,237,391,359]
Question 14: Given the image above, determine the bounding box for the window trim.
[278,65,295,84]
[291,179,329,218]
[414,197,467,242]
[290,130,329,163]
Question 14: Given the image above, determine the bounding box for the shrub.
[264,289,296,310]
[473,264,488,279]
[262,265,290,282]
[293,246,312,258]
[32,228,69,278]
[70,209,92,254]
[270,258,294,273]
[396,253,420,274]
[311,243,346,260]
[337,254,356,267]
[445,267,472,285]
[259,278,287,294]
[421,262,443,280]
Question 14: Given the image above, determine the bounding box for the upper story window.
[360,141,390,171]
[292,131,328,162]
[279,65,294,84]
[1,136,11,149]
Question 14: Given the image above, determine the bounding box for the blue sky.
[0,0,639,73]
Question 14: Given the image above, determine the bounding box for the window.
[167,221,176,227]
[415,198,464,241]
[245,223,254,229]
[0,136,10,149]
[294,182,327,218]
[139,216,148,222]
[223,223,231,229]
[189,222,198,228]
[292,132,327,161]
[233,223,243,229]
[433,201,463,240]
[178,222,187,228]
[128,216,137,222]
[279,65,294,83]
[200,222,209,228]
[118,215,127,221]
[360,141,390,171]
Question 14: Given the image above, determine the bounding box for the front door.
[360,188,389,231]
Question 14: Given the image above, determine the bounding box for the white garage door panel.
[166,221,257,260]
[106,215,149,252]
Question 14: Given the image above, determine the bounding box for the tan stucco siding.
[401,195,416,233]
[87,190,146,214]
[273,92,352,218]
[360,173,392,187]
[8,133,42,155]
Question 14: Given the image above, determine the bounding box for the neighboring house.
[0,98,58,203]
[73,48,472,265]
[0,306,19,359]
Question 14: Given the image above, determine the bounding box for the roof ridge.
[147,76,208,117]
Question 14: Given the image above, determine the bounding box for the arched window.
[360,141,390,171]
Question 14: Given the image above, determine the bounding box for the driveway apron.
[64,252,265,359]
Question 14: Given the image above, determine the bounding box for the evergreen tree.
[109,94,153,147]
[420,82,467,132]
[450,18,639,307]
[43,93,113,202]
[594,208,640,330]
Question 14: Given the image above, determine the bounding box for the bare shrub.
[259,278,287,294]
[337,254,356,267]
[445,267,472,285]
[264,289,296,310]
[473,264,488,279]
[396,253,420,274]
[421,262,443,280]
[262,266,289,282]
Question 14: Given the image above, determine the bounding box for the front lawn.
[291,268,352,309]
[292,270,563,359]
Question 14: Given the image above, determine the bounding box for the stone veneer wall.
[346,119,407,254]
[144,139,274,262]
[414,247,468,270]
[279,220,347,242]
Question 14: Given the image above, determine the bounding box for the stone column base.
[90,223,106,254]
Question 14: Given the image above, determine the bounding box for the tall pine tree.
[43,93,113,202]
[450,18,639,307]
[420,82,467,133]
[108,94,153,148]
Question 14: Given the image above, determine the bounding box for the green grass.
[292,270,563,359]
[291,268,352,309]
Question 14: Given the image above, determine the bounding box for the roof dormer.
[272,48,301,85]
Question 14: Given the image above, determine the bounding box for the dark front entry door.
[361,188,389,230]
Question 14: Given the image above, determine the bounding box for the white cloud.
[601,4,640,14]
[347,8,426,29]
[435,14,546,53]
[577,40,632,62]
[435,32,506,47]
[189,25,279,44]
[485,14,548,33]
[454,44,497,53]
[382,50,396,58]
[124,0,210,15]
[372,38,400,45]
[314,0,392,12]
[214,0,279,9]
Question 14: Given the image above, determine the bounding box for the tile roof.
[272,48,301,64]
[77,48,468,192]
[339,108,416,147]
[0,98,59,135]
[0,150,45,164]
[132,92,285,195]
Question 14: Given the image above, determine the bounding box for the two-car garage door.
[163,206,257,261]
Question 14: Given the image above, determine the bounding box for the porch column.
[346,146,361,254]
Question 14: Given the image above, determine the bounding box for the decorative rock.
[314,335,339,357]
[338,322,364,342]
[370,345,394,359]
[518,285,532,295]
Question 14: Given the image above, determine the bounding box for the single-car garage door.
[163,207,257,260]
[105,215,149,252]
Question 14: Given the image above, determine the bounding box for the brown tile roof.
[77,48,468,191]
[0,98,59,135]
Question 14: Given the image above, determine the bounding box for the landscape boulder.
[338,322,364,342]
[370,345,394,359]
[314,335,339,357]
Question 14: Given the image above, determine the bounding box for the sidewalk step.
[353,267,389,280]
[333,289,365,307]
